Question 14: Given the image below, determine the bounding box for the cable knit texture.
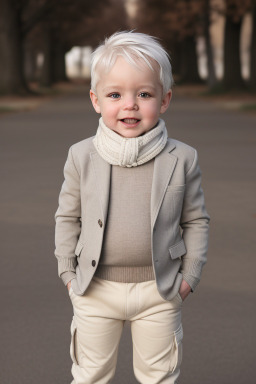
[93,117,168,167]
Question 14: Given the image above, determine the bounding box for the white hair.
[90,31,173,95]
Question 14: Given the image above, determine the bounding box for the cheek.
[102,103,119,119]
[142,102,160,120]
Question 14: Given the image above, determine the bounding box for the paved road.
[0,86,255,384]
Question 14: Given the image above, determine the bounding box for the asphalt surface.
[0,86,255,384]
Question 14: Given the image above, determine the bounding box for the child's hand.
[67,281,72,292]
[179,280,192,301]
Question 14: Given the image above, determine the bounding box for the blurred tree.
[35,0,128,86]
[221,0,250,89]
[0,0,28,94]
[131,0,256,91]
[134,0,208,84]
[174,0,205,83]
[0,0,128,94]
[205,0,217,88]
[23,0,112,87]
[0,0,56,94]
[80,0,129,48]
[36,0,100,87]
[211,0,256,91]
[249,1,256,90]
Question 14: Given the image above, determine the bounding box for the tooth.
[123,119,138,123]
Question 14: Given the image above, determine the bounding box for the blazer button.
[98,219,103,227]
[92,260,96,267]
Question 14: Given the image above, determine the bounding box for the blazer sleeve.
[54,146,81,286]
[180,149,210,292]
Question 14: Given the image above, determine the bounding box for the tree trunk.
[0,0,28,94]
[40,27,54,87]
[53,42,68,83]
[223,15,244,89]
[249,6,256,90]
[24,44,38,82]
[180,36,202,83]
[167,40,182,79]
[205,0,217,88]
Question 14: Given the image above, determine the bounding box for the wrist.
[67,281,72,290]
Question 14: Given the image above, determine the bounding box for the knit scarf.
[93,117,168,167]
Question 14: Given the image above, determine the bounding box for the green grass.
[240,104,256,111]
[0,106,18,114]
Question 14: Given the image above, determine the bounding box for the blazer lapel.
[90,151,111,225]
[151,140,177,229]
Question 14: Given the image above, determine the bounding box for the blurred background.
[0,0,256,95]
[0,1,256,384]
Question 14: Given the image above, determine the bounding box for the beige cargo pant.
[69,276,183,384]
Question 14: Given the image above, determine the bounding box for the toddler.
[54,31,210,384]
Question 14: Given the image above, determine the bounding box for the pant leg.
[130,280,183,384]
[69,277,125,384]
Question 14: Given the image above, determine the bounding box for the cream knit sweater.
[94,159,155,283]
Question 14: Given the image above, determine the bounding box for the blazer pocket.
[75,240,84,257]
[169,239,187,260]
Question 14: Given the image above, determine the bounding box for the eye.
[108,93,120,99]
[139,92,151,98]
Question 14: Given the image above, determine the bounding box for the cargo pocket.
[169,324,183,373]
[70,316,79,365]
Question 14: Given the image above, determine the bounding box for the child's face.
[90,57,172,138]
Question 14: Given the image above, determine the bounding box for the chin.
[113,129,139,138]
[123,132,142,138]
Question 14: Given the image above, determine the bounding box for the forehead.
[96,56,161,88]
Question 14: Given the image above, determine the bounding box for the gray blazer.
[54,137,210,301]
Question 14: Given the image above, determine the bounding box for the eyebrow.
[102,86,122,92]
[102,85,156,92]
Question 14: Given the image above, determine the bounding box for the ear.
[160,90,172,114]
[90,90,101,114]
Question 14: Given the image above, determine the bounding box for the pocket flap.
[75,240,84,256]
[169,239,186,260]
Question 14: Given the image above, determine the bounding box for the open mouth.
[120,118,140,124]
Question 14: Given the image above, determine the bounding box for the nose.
[123,96,139,111]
